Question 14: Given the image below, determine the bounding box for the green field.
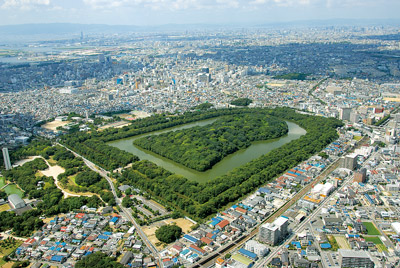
[3,184,24,198]
[364,236,387,252]
[0,177,5,188]
[362,222,381,235]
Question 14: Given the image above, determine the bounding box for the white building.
[244,240,269,257]
[259,216,289,245]
[391,222,400,235]
[2,147,11,170]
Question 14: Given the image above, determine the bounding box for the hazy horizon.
[0,0,400,27]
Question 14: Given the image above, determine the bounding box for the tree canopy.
[75,252,124,268]
[155,224,182,243]
[230,98,253,106]
[134,114,288,171]
[60,107,342,220]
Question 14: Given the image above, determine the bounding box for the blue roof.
[291,241,301,249]
[103,231,112,236]
[84,251,92,256]
[98,235,109,240]
[238,248,257,259]
[239,203,252,211]
[51,255,64,262]
[49,246,56,251]
[212,229,220,234]
[189,253,199,259]
[347,234,360,238]
[364,194,374,204]
[210,220,219,227]
[110,217,119,223]
[215,216,224,221]
[258,187,272,194]
[180,249,190,255]
[232,205,238,209]
[172,258,179,263]
[183,234,198,243]
[320,243,332,249]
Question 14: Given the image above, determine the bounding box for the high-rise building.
[259,216,289,246]
[350,112,359,123]
[201,67,209,74]
[339,108,352,121]
[341,153,358,171]
[2,147,11,170]
[354,168,367,183]
[338,249,374,268]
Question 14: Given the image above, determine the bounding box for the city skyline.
[0,0,400,26]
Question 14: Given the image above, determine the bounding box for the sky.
[0,0,400,26]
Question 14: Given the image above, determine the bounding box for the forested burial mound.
[133,114,288,171]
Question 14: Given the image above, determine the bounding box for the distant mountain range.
[0,19,399,39]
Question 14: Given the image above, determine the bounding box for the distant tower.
[80,31,84,41]
[2,148,11,170]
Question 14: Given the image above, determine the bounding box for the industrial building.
[8,194,26,209]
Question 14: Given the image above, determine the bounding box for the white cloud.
[1,0,51,9]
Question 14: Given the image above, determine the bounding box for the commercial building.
[2,147,11,170]
[339,107,352,121]
[342,154,358,171]
[259,216,289,246]
[354,168,367,183]
[338,249,374,268]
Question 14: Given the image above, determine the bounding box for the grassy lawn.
[362,222,381,235]
[327,235,339,251]
[377,244,388,252]
[364,236,387,252]
[47,157,57,166]
[353,136,363,141]
[3,185,24,198]
[0,177,5,188]
[0,204,10,212]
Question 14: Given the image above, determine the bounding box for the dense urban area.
[1,24,400,268]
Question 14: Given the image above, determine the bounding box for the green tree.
[155,224,182,243]
[75,252,124,268]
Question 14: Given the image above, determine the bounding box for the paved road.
[256,148,377,267]
[191,156,342,268]
[57,143,162,267]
